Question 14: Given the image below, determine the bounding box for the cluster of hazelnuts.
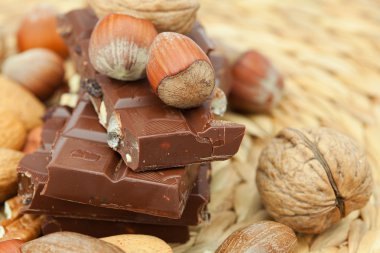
[88,13,216,109]
[1,1,285,114]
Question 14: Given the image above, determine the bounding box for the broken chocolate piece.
[19,149,210,225]
[41,97,200,218]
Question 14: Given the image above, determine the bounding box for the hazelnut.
[17,4,68,58]
[0,239,23,253]
[88,0,199,34]
[146,32,215,109]
[216,221,297,253]
[257,127,373,234]
[229,50,284,113]
[89,13,157,81]
[2,49,65,100]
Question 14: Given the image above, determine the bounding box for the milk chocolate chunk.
[19,149,210,225]
[91,75,244,172]
[42,216,190,243]
[61,9,245,172]
[41,98,200,218]
[41,106,71,150]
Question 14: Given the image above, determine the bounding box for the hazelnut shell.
[229,50,284,113]
[17,4,69,58]
[89,13,157,81]
[146,32,215,109]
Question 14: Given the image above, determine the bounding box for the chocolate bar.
[60,9,245,172]
[40,106,72,150]
[19,149,210,225]
[42,216,189,243]
[41,97,200,218]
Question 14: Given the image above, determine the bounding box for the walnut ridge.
[256,127,373,234]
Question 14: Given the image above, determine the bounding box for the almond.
[21,232,124,253]
[0,148,24,202]
[102,234,173,253]
[2,49,65,100]
[0,110,26,150]
[0,75,45,130]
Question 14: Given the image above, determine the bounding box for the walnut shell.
[256,127,373,234]
[88,0,199,34]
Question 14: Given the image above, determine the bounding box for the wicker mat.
[1,0,380,252]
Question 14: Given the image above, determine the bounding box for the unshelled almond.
[0,110,26,150]
[0,148,24,202]
[0,75,45,130]
[21,232,124,253]
[2,49,65,100]
[102,234,173,253]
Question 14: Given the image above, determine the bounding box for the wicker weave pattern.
[1,0,379,252]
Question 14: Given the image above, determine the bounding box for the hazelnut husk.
[17,4,69,58]
[2,48,65,100]
[88,0,199,34]
[216,221,297,253]
[229,50,284,113]
[256,127,373,234]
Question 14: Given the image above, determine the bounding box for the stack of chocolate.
[17,9,245,243]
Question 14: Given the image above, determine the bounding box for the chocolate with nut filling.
[60,8,245,172]
[42,216,190,243]
[41,97,200,218]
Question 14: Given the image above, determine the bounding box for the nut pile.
[0,0,376,253]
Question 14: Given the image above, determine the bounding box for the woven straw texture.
[1,0,380,252]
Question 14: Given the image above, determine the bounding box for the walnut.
[88,0,200,34]
[256,127,373,234]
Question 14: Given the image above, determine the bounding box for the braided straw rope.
[1,0,380,252]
